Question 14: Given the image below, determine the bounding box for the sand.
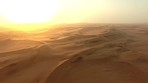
[46,24,148,83]
[0,24,148,83]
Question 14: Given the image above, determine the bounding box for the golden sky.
[0,0,148,31]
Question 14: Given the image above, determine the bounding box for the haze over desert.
[0,0,148,83]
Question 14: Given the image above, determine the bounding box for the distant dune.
[0,24,148,83]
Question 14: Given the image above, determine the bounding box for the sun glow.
[0,0,120,32]
[0,0,60,24]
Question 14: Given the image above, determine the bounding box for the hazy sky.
[0,0,148,30]
[54,0,148,23]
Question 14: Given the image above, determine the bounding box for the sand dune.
[0,43,66,83]
[46,24,148,83]
[0,24,148,83]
